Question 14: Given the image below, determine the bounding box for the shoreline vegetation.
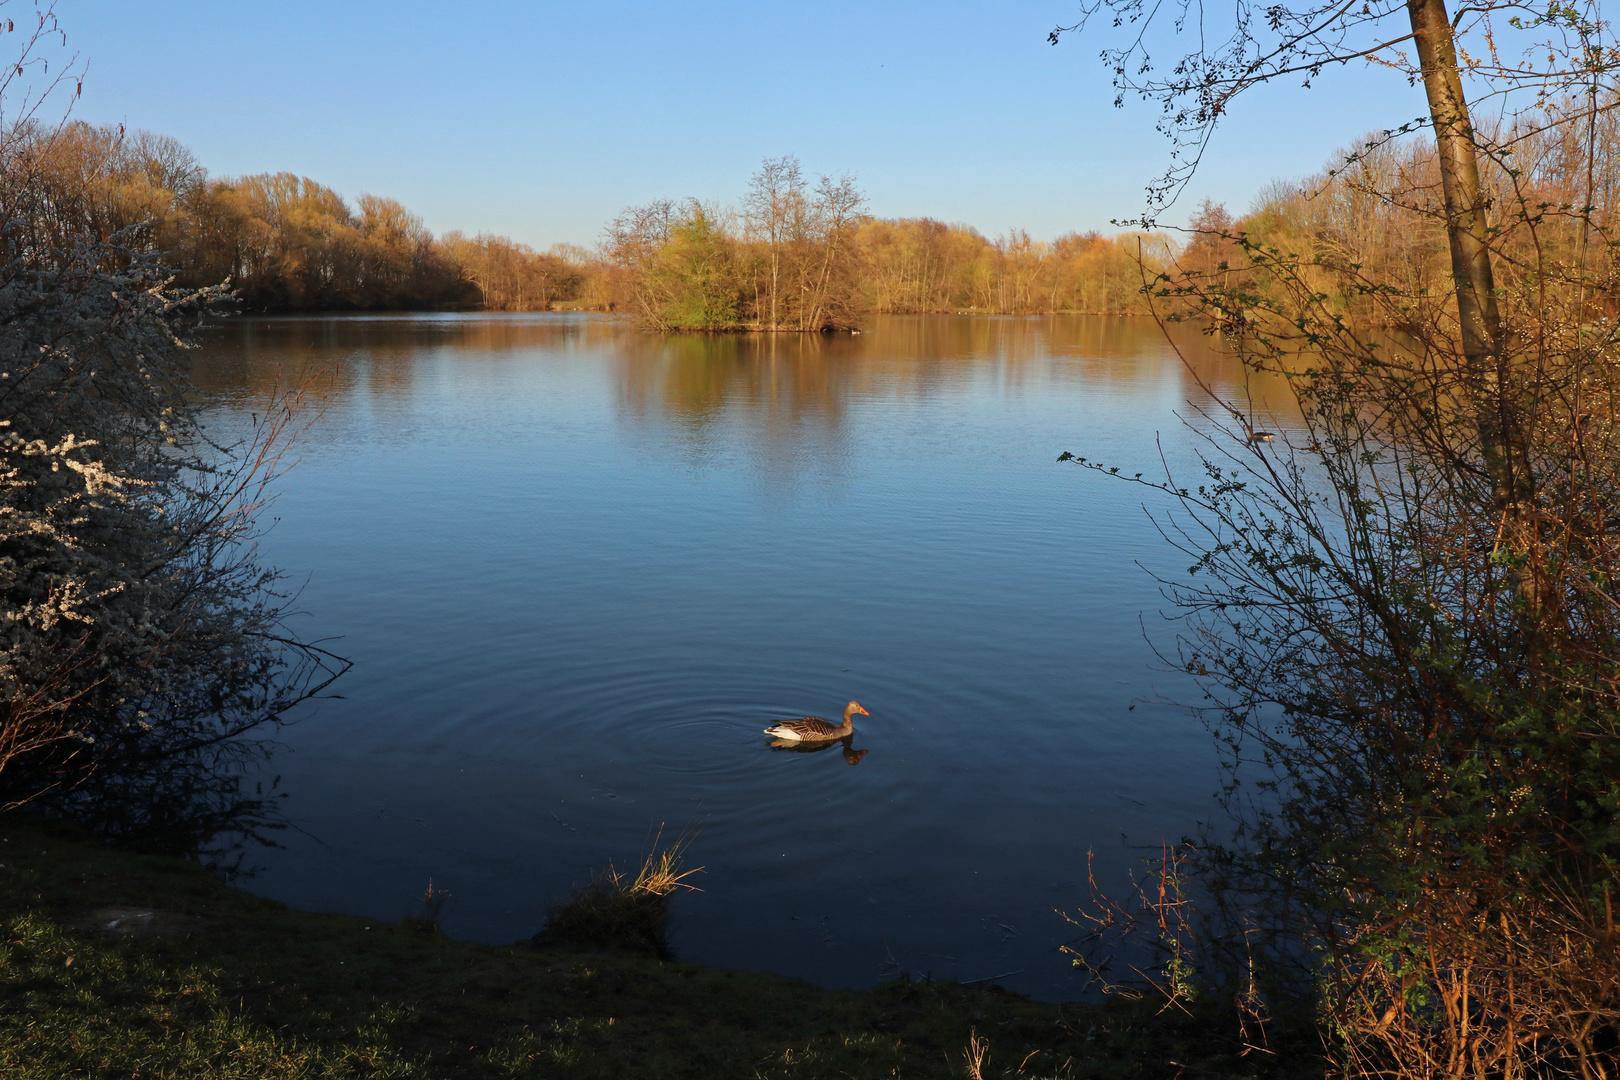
[0,819,1279,1079]
[11,123,1173,327]
[30,115,1586,339]
[41,114,1586,339]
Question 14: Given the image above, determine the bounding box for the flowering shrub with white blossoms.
[0,226,344,834]
[0,2,344,849]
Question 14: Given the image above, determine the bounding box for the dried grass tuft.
[533,825,702,957]
[962,1028,989,1080]
[402,878,451,936]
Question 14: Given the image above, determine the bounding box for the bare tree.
[1051,0,1620,607]
[1056,0,1620,1072]
[743,155,806,330]
[800,172,866,331]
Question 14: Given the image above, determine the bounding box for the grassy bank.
[0,820,1267,1079]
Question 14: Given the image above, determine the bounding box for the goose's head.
[845,701,869,720]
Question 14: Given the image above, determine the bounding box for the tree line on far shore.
[8,122,1168,323]
[7,120,584,312]
[1169,99,1620,338]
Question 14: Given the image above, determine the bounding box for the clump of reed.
[401,878,451,936]
[532,827,702,958]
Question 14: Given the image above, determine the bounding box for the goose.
[764,701,868,742]
[1247,430,1276,443]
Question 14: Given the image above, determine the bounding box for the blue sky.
[47,0,1421,247]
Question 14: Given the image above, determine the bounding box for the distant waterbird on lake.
[1247,430,1276,443]
[764,701,868,742]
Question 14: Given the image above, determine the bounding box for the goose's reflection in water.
[769,735,868,765]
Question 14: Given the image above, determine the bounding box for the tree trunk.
[1399,0,1548,634]
[1406,0,1538,585]
[769,237,780,330]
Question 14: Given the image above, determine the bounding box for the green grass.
[0,818,1276,1079]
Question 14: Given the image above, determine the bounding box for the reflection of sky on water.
[188,312,1300,1001]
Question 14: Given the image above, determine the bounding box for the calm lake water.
[189,313,1298,1001]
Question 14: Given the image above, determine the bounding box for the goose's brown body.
[764,701,868,742]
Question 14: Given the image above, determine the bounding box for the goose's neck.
[840,704,861,730]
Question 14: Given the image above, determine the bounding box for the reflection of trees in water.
[191,313,1301,489]
[190,314,632,406]
[30,740,290,875]
[612,315,1298,447]
[193,313,1297,434]
[614,332,857,428]
[611,332,862,493]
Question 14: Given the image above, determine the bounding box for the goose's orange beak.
[855,705,869,715]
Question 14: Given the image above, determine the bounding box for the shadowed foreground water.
[190,313,1300,1001]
